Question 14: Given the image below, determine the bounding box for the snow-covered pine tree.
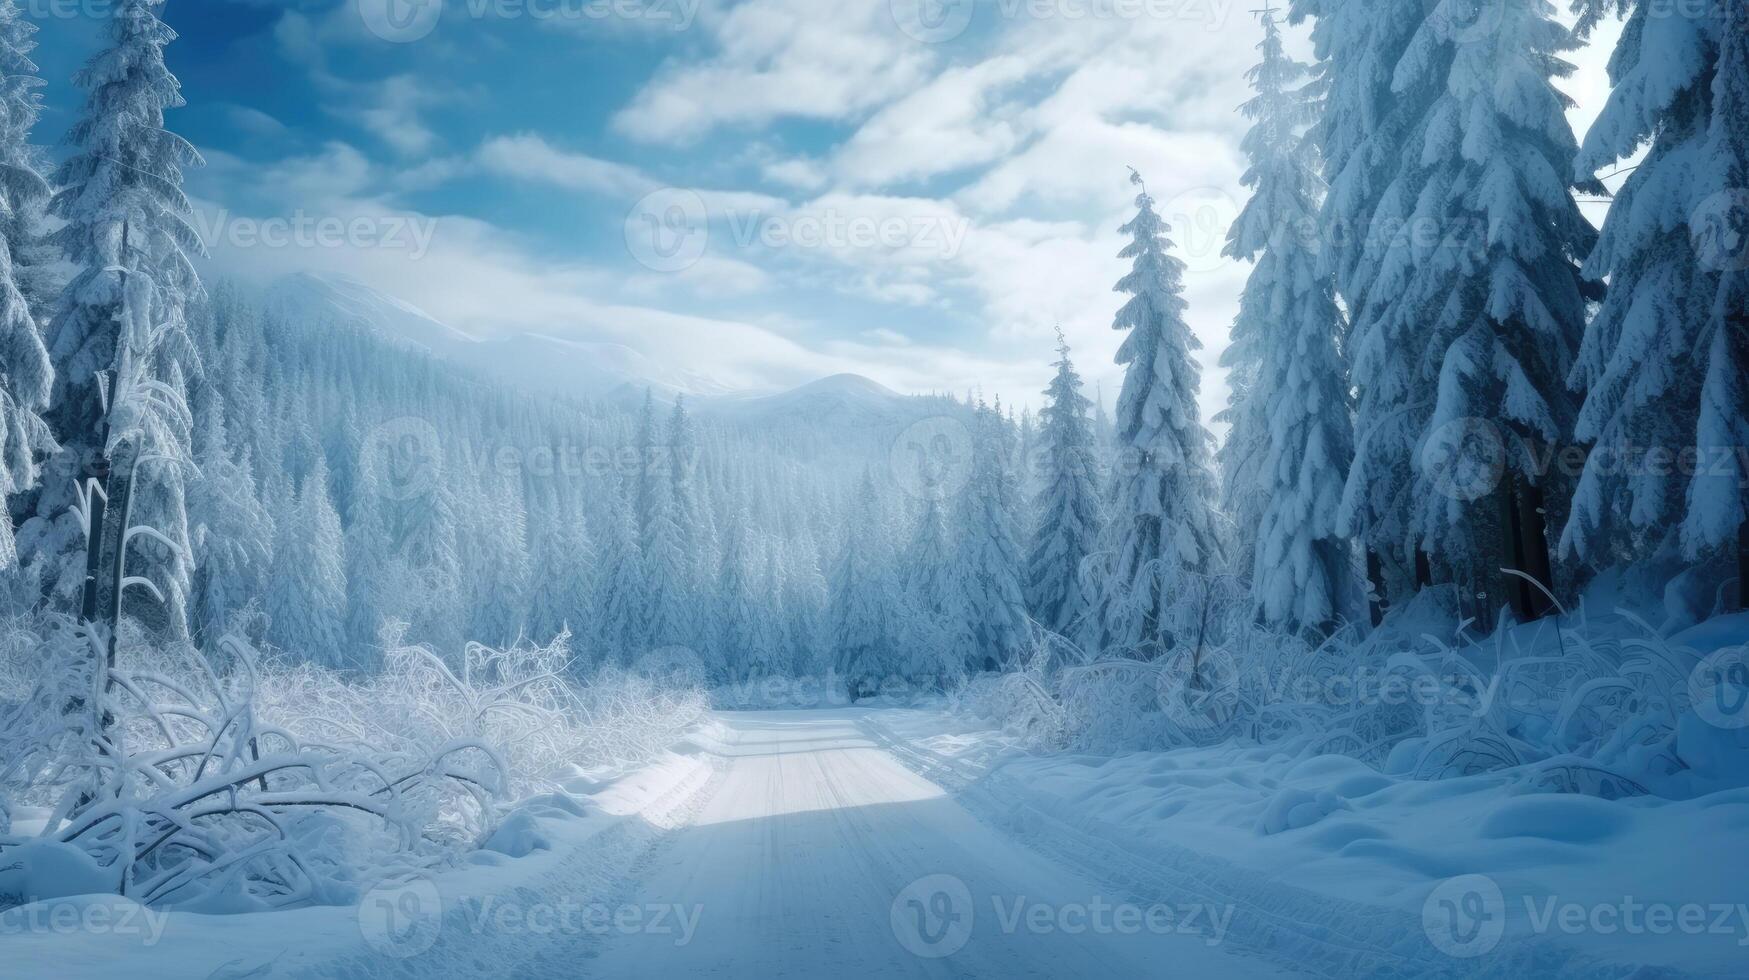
[0,0,54,580]
[957,400,1027,671]
[715,508,761,684]
[343,452,391,663]
[596,474,647,663]
[1381,0,1599,620]
[634,388,658,537]
[1688,0,1748,601]
[1025,331,1103,644]
[667,396,716,647]
[188,408,272,644]
[1096,172,1224,658]
[1224,7,1355,633]
[829,469,893,696]
[466,471,531,646]
[22,0,204,636]
[1565,0,1745,598]
[1289,0,1430,601]
[266,460,346,664]
[525,492,596,648]
[642,470,693,651]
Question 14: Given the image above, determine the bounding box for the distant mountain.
[262,273,947,439]
[712,373,913,429]
[264,273,730,401]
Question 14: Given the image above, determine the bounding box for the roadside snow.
[1,726,724,980]
[869,707,1749,976]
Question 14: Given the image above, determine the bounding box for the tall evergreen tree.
[1025,332,1103,643]
[1225,7,1355,632]
[596,475,647,663]
[266,460,346,664]
[0,0,54,578]
[21,0,203,634]
[1565,0,1744,591]
[1289,0,1429,599]
[188,409,271,644]
[1097,172,1224,658]
[958,401,1028,671]
[1385,0,1599,618]
[830,469,893,694]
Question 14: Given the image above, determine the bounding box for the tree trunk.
[1415,549,1434,589]
[1515,474,1554,620]
[1365,549,1387,627]
[79,436,138,743]
[1498,473,1531,624]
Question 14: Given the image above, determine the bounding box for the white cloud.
[611,0,937,144]
[475,133,658,197]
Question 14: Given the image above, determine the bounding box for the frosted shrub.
[0,618,707,911]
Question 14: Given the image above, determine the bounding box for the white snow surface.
[8,707,1746,978]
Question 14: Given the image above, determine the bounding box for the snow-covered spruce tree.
[634,388,658,537]
[0,0,54,580]
[905,484,971,682]
[386,471,463,652]
[1096,173,1224,658]
[715,509,762,684]
[668,396,717,589]
[22,0,203,636]
[265,460,346,664]
[1565,0,1746,593]
[596,475,647,664]
[1025,331,1103,644]
[829,469,893,696]
[188,409,272,645]
[343,452,391,662]
[1690,0,1749,599]
[525,493,596,649]
[957,401,1028,672]
[1213,357,1266,585]
[1289,0,1430,602]
[465,471,531,646]
[642,472,692,650]
[1224,7,1356,633]
[1379,0,1599,619]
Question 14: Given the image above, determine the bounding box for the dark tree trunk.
[1415,549,1434,589]
[1515,475,1555,619]
[1365,549,1388,628]
[79,437,137,742]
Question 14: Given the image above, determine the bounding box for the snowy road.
[587,710,1277,979]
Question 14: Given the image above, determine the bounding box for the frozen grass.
[0,615,706,912]
[964,588,1748,800]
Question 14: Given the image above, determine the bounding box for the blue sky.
[31,0,1621,416]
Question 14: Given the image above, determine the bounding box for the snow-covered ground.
[868,708,1749,978]
[7,705,1746,978]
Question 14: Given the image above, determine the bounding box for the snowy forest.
[2,0,1747,977]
